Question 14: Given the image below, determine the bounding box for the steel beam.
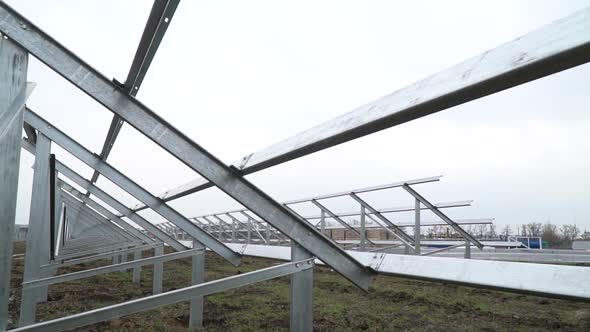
[90,0,181,188]
[414,198,421,255]
[196,199,473,221]
[348,193,415,247]
[139,6,590,206]
[59,194,137,241]
[20,133,51,327]
[153,245,163,294]
[22,135,191,252]
[0,4,373,288]
[11,259,313,332]
[0,36,28,331]
[24,110,239,265]
[48,243,158,269]
[189,240,205,330]
[57,180,154,244]
[403,184,483,249]
[23,249,203,290]
[310,199,376,246]
[290,243,313,331]
[225,243,590,302]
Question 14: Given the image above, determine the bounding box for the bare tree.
[501,225,512,239]
[526,222,543,236]
[541,223,561,248]
[487,224,497,239]
[520,224,527,236]
[561,224,580,242]
[476,224,487,238]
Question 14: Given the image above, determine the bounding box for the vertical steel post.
[320,210,326,235]
[189,240,205,330]
[153,245,164,294]
[132,250,142,284]
[231,219,236,242]
[247,218,251,244]
[360,206,366,251]
[464,240,471,259]
[19,134,51,327]
[290,242,313,331]
[265,223,271,243]
[414,198,421,255]
[0,37,28,331]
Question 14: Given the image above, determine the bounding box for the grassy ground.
[8,242,590,331]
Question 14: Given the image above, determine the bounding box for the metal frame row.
[1,1,590,331]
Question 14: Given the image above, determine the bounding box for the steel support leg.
[153,245,164,294]
[414,198,421,255]
[290,243,313,331]
[464,241,471,259]
[19,134,51,327]
[189,240,205,330]
[247,219,251,244]
[360,206,366,251]
[0,37,28,331]
[133,250,142,284]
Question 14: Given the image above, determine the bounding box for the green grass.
[8,243,590,331]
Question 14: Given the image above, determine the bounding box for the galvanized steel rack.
[1,1,590,331]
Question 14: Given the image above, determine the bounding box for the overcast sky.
[10,0,590,233]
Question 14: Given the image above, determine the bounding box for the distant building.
[573,240,590,250]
